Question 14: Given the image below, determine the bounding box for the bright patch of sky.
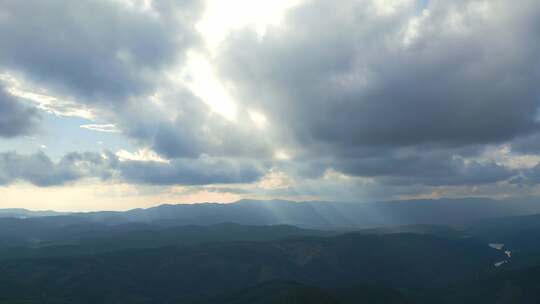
[183,0,305,123]
[0,113,134,160]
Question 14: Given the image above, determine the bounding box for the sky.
[1,0,540,211]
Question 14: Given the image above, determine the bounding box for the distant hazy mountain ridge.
[3,197,540,229]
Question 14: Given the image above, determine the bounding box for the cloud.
[0,151,87,186]
[0,0,274,161]
[0,0,202,103]
[0,72,95,119]
[118,156,264,185]
[222,0,540,149]
[0,151,264,187]
[80,124,121,133]
[508,133,540,156]
[0,0,272,190]
[214,0,540,188]
[2,0,540,200]
[116,148,169,163]
[117,89,275,159]
[324,147,516,186]
[0,85,40,138]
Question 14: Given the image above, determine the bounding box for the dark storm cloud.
[324,147,515,186]
[215,0,540,187]
[0,152,86,186]
[267,146,516,188]
[375,160,515,187]
[511,165,540,185]
[0,151,264,187]
[509,133,540,155]
[0,86,39,137]
[119,157,263,185]
[218,0,540,153]
[0,0,201,103]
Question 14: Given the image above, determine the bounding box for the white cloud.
[80,124,121,133]
[197,0,305,51]
[274,149,291,161]
[476,145,540,170]
[0,72,95,120]
[257,169,293,190]
[248,110,268,129]
[116,147,169,163]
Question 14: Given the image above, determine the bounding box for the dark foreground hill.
[464,213,540,269]
[0,222,328,260]
[0,233,502,304]
[197,280,411,304]
[425,265,540,304]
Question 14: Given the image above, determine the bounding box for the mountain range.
[4,197,540,229]
[1,198,540,303]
